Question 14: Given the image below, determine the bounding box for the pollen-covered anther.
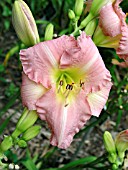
[57,80,63,93]
[80,80,84,88]
[64,84,73,97]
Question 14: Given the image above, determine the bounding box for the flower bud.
[80,12,94,28]
[74,0,84,17]
[12,108,38,138]
[22,125,41,141]
[112,164,118,170]
[84,18,97,36]
[103,131,117,163]
[115,129,128,160]
[12,0,40,46]
[0,136,13,152]
[104,131,116,154]
[44,23,54,41]
[18,140,27,148]
[68,9,75,20]
[108,153,117,164]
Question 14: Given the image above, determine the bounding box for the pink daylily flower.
[99,0,128,65]
[99,0,125,37]
[20,32,112,149]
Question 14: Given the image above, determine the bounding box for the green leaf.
[0,113,15,134]
[0,64,5,73]
[0,90,20,118]
[21,149,38,170]
[44,156,97,170]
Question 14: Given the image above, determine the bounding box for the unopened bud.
[44,23,54,41]
[22,125,41,141]
[108,153,117,164]
[80,12,94,28]
[112,164,118,170]
[12,108,38,138]
[84,18,97,36]
[0,136,13,152]
[18,140,27,148]
[15,165,20,170]
[104,131,116,154]
[12,0,40,46]
[68,9,75,20]
[9,163,14,169]
[115,129,128,160]
[74,0,84,17]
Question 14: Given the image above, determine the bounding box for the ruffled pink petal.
[60,32,112,94]
[99,2,122,37]
[21,72,46,110]
[87,82,112,117]
[36,88,91,149]
[20,35,77,88]
[116,20,128,65]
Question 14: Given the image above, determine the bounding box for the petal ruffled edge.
[60,32,112,94]
[116,19,128,65]
[21,72,46,110]
[36,88,91,149]
[20,35,77,88]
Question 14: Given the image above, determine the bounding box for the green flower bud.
[80,12,94,28]
[0,136,13,152]
[103,131,117,163]
[12,108,38,138]
[115,130,128,160]
[18,140,27,148]
[68,9,75,20]
[112,164,118,170]
[12,0,40,46]
[74,0,84,17]
[103,131,116,154]
[22,125,41,141]
[44,23,54,41]
[108,153,117,164]
[84,18,97,36]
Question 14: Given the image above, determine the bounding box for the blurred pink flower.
[112,59,128,68]
[20,32,112,149]
[99,0,128,65]
[115,129,128,159]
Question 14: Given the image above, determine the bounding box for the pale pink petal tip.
[116,20,128,65]
[21,72,46,110]
[87,82,112,117]
[36,89,91,149]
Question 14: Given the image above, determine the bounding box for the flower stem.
[71,13,94,36]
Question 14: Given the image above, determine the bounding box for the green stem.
[12,129,21,138]
[71,13,94,36]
